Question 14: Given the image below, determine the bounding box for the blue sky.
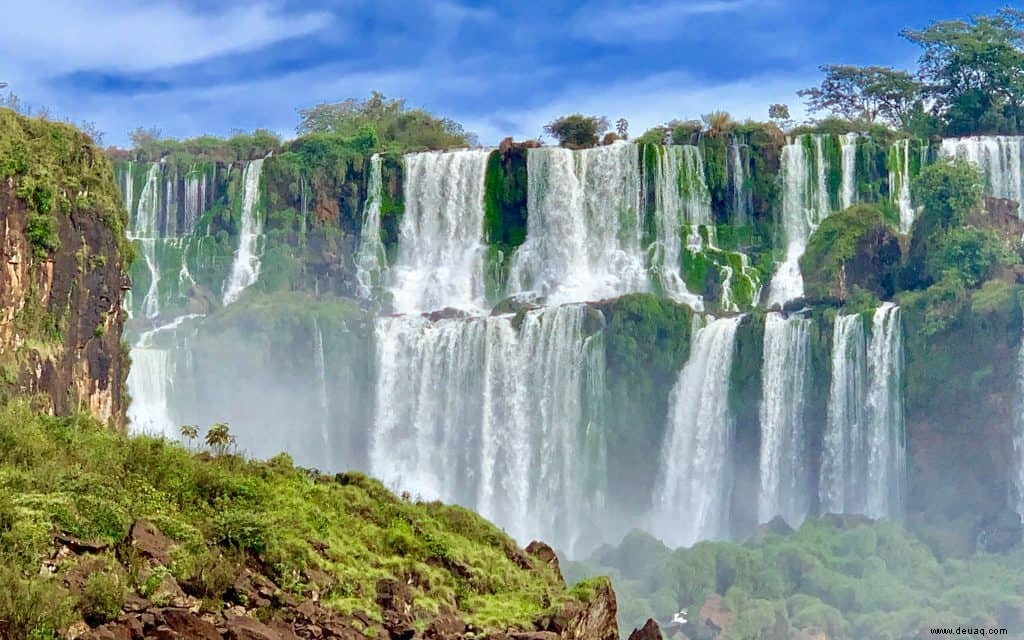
[0,0,1012,147]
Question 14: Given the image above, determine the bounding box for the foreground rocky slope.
[0,403,618,640]
[0,108,129,426]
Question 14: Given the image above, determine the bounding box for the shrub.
[926,227,1017,287]
[78,566,126,626]
[0,564,74,639]
[25,213,60,257]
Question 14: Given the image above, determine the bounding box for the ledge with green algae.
[0,401,597,637]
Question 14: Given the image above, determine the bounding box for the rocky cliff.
[0,108,129,426]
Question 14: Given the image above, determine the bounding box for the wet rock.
[745,515,795,543]
[424,307,471,322]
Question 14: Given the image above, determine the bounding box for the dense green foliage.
[296,92,474,151]
[570,518,1024,640]
[543,114,610,149]
[0,402,582,638]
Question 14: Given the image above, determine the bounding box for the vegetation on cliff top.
[0,401,589,638]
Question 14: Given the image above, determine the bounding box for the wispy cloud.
[572,0,773,42]
[0,0,330,75]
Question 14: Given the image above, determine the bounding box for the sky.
[0,0,1013,147]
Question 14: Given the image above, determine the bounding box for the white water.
[840,132,857,210]
[369,304,605,554]
[649,145,707,308]
[890,139,918,233]
[183,166,207,234]
[388,149,491,313]
[510,142,648,304]
[820,304,905,519]
[758,312,811,526]
[651,315,740,547]
[729,143,749,224]
[355,154,389,299]
[313,318,333,469]
[126,314,203,436]
[131,164,162,319]
[768,135,832,306]
[222,159,265,306]
[940,136,1023,210]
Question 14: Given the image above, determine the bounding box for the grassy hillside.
[0,400,601,638]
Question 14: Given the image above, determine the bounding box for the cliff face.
[0,108,129,427]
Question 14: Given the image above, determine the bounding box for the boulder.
[78,623,133,640]
[557,579,618,640]
[628,619,663,640]
[525,541,563,585]
[127,520,173,565]
[225,614,285,640]
[162,609,221,640]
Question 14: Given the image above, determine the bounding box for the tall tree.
[543,114,609,149]
[902,9,1024,134]
[798,65,921,126]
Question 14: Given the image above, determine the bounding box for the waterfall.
[222,158,265,306]
[758,312,811,526]
[1013,335,1024,518]
[183,166,207,234]
[313,318,333,469]
[369,304,605,553]
[820,304,905,519]
[729,142,749,225]
[940,136,1023,209]
[840,133,857,210]
[164,164,178,237]
[388,149,491,313]
[126,314,202,436]
[131,164,162,319]
[509,142,647,304]
[768,134,832,306]
[648,145,708,308]
[651,315,740,548]
[355,154,389,299]
[890,139,918,233]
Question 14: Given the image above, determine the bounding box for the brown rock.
[78,623,133,640]
[627,619,662,640]
[128,520,173,565]
[510,633,558,640]
[162,609,221,640]
[525,541,563,585]
[698,594,735,634]
[225,615,284,640]
[425,613,467,639]
[559,579,618,640]
[54,531,109,555]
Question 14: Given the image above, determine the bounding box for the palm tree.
[180,424,199,450]
[204,422,235,456]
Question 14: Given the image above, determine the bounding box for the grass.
[0,401,584,637]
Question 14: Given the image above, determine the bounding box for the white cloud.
[0,1,329,75]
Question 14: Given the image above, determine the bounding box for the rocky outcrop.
[627,619,662,640]
[0,109,129,426]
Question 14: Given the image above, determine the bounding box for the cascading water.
[355,154,389,299]
[758,312,811,526]
[729,142,750,225]
[510,142,647,304]
[126,314,202,435]
[768,135,832,306]
[388,149,491,313]
[941,136,1023,209]
[819,304,905,519]
[890,139,918,233]
[183,166,207,234]
[222,158,265,305]
[651,316,740,548]
[840,133,857,210]
[312,318,333,469]
[648,145,708,308]
[369,304,605,554]
[132,164,162,319]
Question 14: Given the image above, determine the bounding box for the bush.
[78,566,126,626]
[926,227,1017,287]
[25,214,60,257]
[0,564,74,639]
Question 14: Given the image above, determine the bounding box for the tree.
[129,126,162,149]
[204,422,236,456]
[616,118,629,139]
[543,114,609,149]
[296,91,473,150]
[180,424,199,451]
[902,9,1024,134]
[798,65,922,125]
[701,111,734,136]
[79,121,104,146]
